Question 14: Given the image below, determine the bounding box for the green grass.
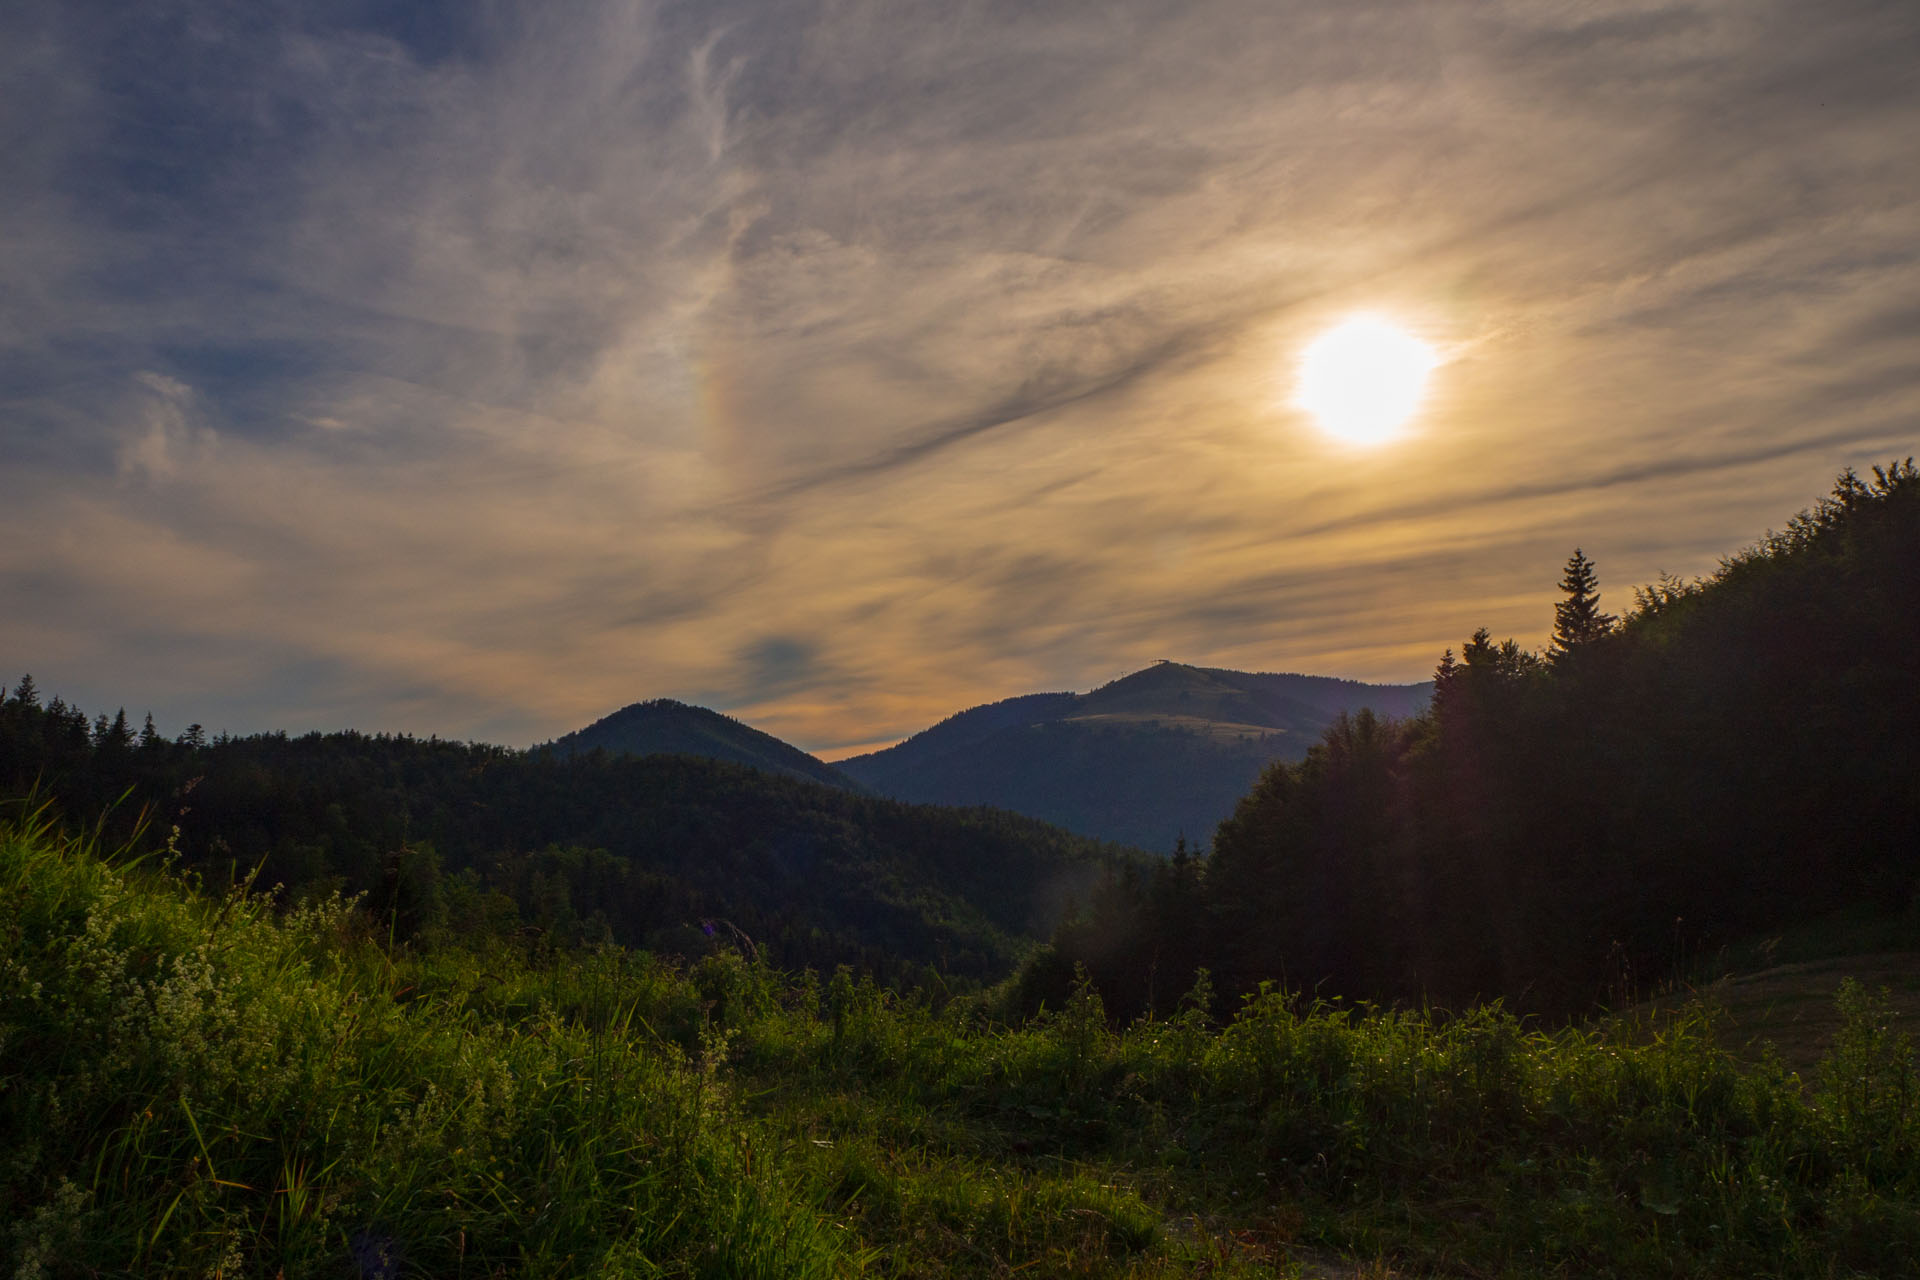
[738,976,1920,1277]
[1674,905,1920,987]
[0,808,843,1278]
[5,810,1920,1278]
[1643,908,1920,1073]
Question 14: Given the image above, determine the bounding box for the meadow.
[6,809,1917,1278]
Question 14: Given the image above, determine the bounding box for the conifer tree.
[103,708,135,752]
[1462,627,1496,668]
[9,674,38,708]
[1550,549,1615,661]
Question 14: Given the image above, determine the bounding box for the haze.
[3,1,1916,756]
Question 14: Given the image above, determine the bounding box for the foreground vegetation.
[7,813,1918,1278]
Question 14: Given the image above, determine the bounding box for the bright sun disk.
[1294,315,1437,446]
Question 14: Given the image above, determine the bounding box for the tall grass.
[0,809,843,1278]
[728,967,1920,1277]
[5,808,1918,1278]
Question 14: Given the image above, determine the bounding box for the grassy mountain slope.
[838,663,1432,852]
[541,697,855,790]
[1071,662,1430,728]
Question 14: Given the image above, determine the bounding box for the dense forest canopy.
[1026,461,1920,1019]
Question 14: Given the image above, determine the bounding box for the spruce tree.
[9,674,39,708]
[103,708,135,753]
[1431,648,1459,709]
[1550,549,1615,661]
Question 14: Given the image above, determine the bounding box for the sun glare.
[1294,315,1437,446]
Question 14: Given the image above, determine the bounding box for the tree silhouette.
[105,708,134,752]
[1549,549,1614,661]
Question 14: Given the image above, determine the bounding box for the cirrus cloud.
[2,0,1916,752]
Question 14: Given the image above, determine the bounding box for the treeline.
[1027,461,1920,1018]
[0,697,1125,983]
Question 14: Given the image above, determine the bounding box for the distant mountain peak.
[838,662,1432,852]
[542,699,855,790]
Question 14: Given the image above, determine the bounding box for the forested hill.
[539,697,855,790]
[0,707,1127,982]
[838,664,1431,852]
[1025,461,1920,1019]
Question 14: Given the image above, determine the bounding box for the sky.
[3,0,1917,757]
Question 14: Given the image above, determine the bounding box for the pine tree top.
[1550,549,1615,659]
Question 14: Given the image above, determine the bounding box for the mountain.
[541,698,856,790]
[0,705,1129,982]
[838,663,1432,852]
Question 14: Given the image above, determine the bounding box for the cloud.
[115,372,215,483]
[2,0,1916,751]
[725,635,826,706]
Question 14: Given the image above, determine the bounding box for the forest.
[1024,461,1920,1021]
[0,703,1125,985]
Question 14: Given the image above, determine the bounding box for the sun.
[1294,315,1438,446]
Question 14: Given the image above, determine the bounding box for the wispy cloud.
[2,0,1915,750]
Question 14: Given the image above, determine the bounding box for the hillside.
[541,698,855,790]
[1029,461,1920,1019]
[0,704,1127,982]
[838,663,1432,852]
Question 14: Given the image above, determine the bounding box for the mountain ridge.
[534,664,1431,852]
[838,663,1432,851]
